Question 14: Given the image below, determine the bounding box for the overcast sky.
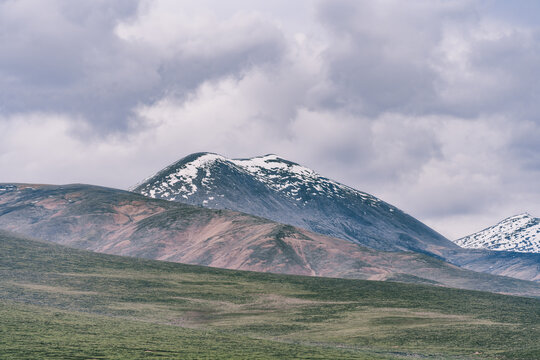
[2,0,540,239]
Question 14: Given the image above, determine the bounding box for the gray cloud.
[1,0,540,239]
[316,0,540,122]
[0,0,286,131]
[315,0,470,116]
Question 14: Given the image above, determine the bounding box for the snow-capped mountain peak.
[454,213,540,253]
[130,152,226,200]
[231,154,374,203]
[135,152,382,206]
[132,152,456,254]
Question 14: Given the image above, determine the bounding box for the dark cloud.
[0,0,286,131]
[315,0,472,116]
[316,0,540,122]
[465,29,540,119]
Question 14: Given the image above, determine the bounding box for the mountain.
[1,183,539,296]
[2,230,540,359]
[455,213,540,253]
[130,153,540,281]
[131,153,457,257]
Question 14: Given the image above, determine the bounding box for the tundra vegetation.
[1,231,539,359]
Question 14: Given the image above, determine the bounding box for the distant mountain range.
[455,213,540,253]
[1,183,539,296]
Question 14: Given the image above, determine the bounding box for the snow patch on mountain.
[136,152,383,208]
[455,213,540,253]
[233,154,383,206]
[131,152,458,253]
[134,153,226,198]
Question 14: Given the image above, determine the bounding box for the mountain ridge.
[1,183,539,295]
[132,152,457,256]
[131,152,540,282]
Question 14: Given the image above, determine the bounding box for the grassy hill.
[1,230,539,359]
[1,183,539,297]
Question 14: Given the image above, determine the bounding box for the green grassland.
[1,231,539,359]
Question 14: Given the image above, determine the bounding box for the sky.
[2,0,540,239]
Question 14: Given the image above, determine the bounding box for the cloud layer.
[2,0,540,238]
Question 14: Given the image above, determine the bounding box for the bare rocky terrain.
[130,153,540,283]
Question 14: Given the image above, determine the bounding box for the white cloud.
[116,2,283,59]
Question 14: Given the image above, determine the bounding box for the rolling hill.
[1,183,539,296]
[1,229,539,359]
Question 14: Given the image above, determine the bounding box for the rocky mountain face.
[455,213,540,253]
[131,153,540,281]
[132,153,457,257]
[1,183,539,296]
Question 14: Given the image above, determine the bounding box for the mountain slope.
[132,153,457,256]
[455,213,540,253]
[2,230,540,359]
[1,183,539,295]
[131,153,540,281]
[445,248,540,282]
